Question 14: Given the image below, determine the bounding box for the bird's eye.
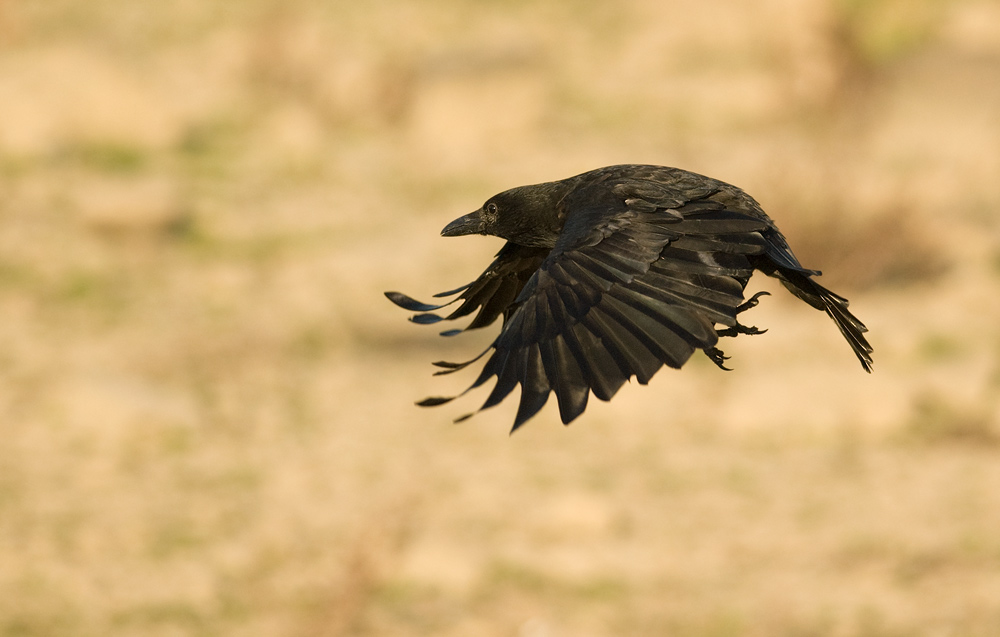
[486,203,498,216]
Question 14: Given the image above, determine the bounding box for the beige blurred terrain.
[2,1,1000,635]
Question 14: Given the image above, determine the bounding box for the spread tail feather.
[776,270,874,372]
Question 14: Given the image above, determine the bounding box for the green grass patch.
[56,142,150,174]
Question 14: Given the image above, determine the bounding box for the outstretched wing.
[420,182,775,431]
[385,242,549,337]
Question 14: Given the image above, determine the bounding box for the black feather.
[388,164,874,430]
[539,336,590,424]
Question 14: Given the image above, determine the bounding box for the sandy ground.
[1,1,1000,635]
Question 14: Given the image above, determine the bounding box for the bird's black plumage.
[386,165,873,431]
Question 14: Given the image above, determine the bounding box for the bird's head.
[441,184,566,248]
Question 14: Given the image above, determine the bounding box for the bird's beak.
[441,211,485,237]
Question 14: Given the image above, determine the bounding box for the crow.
[386,164,873,432]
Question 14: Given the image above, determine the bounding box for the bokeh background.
[2,0,1000,635]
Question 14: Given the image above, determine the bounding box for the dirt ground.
[2,1,1000,635]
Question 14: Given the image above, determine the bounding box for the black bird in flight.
[386,165,872,432]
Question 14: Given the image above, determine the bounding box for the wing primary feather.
[431,346,492,375]
[582,306,662,384]
[513,297,539,342]
[629,276,740,326]
[540,283,573,338]
[657,247,754,277]
[582,247,650,280]
[557,257,616,292]
[465,344,508,391]
[673,215,770,235]
[572,252,635,286]
[653,269,745,297]
[481,347,524,410]
[539,336,589,424]
[600,291,697,368]
[417,396,456,407]
[608,285,717,346]
[670,234,768,255]
[466,277,520,329]
[433,283,473,297]
[598,233,664,261]
[410,312,446,324]
[511,343,551,432]
[563,322,626,402]
[384,291,458,312]
[643,269,744,306]
[549,264,602,315]
[445,276,504,321]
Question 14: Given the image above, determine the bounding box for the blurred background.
[1,0,999,635]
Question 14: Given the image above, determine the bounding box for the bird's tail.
[767,265,873,372]
[749,227,873,372]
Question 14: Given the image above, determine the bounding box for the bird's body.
[387,165,872,431]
